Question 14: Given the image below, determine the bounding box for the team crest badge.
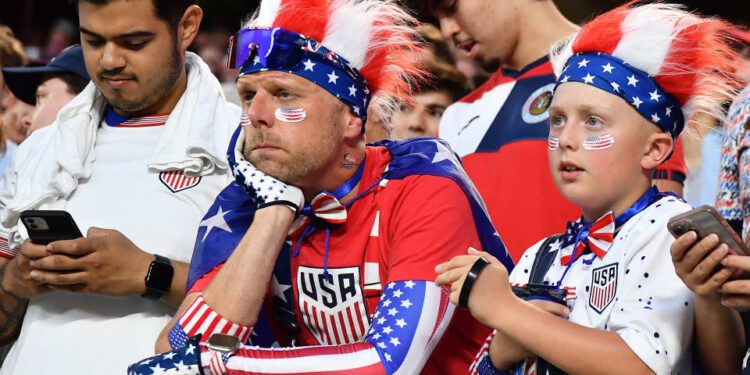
[522,83,555,124]
[589,263,618,314]
[297,266,370,346]
[159,170,202,193]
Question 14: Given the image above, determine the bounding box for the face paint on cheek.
[240,112,252,126]
[582,133,616,151]
[548,135,559,150]
[275,107,307,123]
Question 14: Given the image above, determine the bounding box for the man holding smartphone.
[0,0,240,373]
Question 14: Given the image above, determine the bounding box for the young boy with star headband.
[435,2,743,374]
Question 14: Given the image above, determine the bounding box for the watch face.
[147,260,174,292]
[208,334,240,352]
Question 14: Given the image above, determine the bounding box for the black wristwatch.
[142,254,174,300]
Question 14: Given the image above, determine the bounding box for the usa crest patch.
[297,266,369,346]
[589,263,618,314]
[159,170,201,193]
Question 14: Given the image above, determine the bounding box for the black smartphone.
[667,205,748,256]
[20,210,83,245]
[511,284,567,306]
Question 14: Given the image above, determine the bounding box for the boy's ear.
[642,132,674,170]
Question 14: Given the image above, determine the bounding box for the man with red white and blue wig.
[129,0,514,374]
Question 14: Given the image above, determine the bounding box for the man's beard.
[245,122,341,186]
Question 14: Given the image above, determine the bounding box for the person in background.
[0,26,27,173]
[0,0,240,372]
[429,0,688,262]
[392,59,467,139]
[2,44,90,136]
[391,24,469,140]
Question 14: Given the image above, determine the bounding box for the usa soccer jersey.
[184,143,506,374]
[439,57,686,261]
[474,193,694,374]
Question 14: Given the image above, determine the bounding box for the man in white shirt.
[0,0,240,372]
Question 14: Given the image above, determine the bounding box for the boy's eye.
[586,117,602,127]
[551,115,565,127]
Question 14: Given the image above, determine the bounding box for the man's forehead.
[78,0,162,36]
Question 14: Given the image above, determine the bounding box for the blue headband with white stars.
[556,53,685,139]
[231,27,371,124]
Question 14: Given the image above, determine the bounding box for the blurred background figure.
[392,26,468,139]
[2,44,90,136]
[0,25,27,174]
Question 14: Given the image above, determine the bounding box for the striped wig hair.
[242,0,425,129]
[550,1,743,134]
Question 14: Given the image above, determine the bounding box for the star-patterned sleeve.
[131,280,453,375]
[604,204,694,374]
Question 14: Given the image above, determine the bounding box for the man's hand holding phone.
[1,241,53,299]
[26,227,153,297]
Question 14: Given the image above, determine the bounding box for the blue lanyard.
[301,157,366,217]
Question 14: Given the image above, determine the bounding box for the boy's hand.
[670,231,736,297]
[719,255,750,311]
[435,248,512,325]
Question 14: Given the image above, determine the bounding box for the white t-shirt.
[0,122,234,373]
[509,195,694,374]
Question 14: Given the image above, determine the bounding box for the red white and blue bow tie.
[561,211,615,265]
[301,192,348,225]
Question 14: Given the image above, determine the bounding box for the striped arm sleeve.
[200,280,454,375]
[168,293,254,349]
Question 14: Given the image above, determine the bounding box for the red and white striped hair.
[550,1,743,127]
[243,0,425,127]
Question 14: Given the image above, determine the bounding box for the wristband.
[459,256,490,309]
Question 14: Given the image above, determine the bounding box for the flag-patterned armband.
[0,237,19,259]
[174,293,253,346]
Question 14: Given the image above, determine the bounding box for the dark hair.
[424,60,469,101]
[55,72,90,95]
[72,0,198,32]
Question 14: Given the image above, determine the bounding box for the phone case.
[20,210,83,245]
[667,205,748,256]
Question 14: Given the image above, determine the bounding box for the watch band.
[142,254,173,300]
[207,333,240,375]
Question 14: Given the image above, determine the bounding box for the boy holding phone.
[435,3,744,374]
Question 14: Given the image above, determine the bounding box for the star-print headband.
[556,53,685,140]
[229,27,371,124]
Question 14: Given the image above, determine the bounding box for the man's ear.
[177,5,203,52]
[642,131,674,170]
[342,108,364,139]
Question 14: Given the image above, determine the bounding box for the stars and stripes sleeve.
[213,280,453,375]
[132,280,455,375]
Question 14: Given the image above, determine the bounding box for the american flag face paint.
[548,135,560,150]
[275,107,307,123]
[240,112,252,127]
[582,133,616,151]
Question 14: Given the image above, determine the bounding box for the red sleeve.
[383,175,482,283]
[187,263,224,295]
[655,136,687,179]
